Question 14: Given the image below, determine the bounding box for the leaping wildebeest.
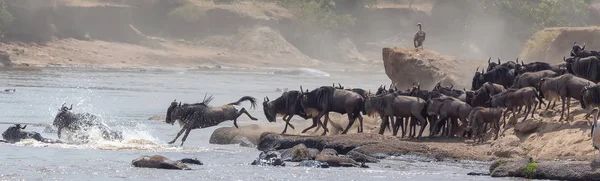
[165,95,259,146]
[540,74,595,121]
[2,124,63,143]
[53,103,122,141]
[299,86,364,135]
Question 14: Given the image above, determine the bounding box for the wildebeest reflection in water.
[52,103,123,143]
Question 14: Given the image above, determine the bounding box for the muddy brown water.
[0,67,516,180]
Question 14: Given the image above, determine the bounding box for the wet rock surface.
[132,155,199,170]
[251,151,285,167]
[487,157,600,180]
[257,133,479,161]
[296,160,330,168]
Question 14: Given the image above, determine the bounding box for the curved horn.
[300,86,303,93]
[521,60,525,66]
[449,83,454,89]
[338,83,342,88]
[21,124,27,129]
[497,58,501,64]
[583,42,586,50]
[383,85,386,90]
[476,67,479,73]
[69,104,73,110]
[563,56,566,62]
[61,103,66,108]
[173,99,176,102]
[488,57,491,64]
[516,57,519,63]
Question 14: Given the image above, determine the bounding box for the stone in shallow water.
[296,160,329,168]
[131,155,191,170]
[251,151,285,167]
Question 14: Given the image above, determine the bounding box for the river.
[0,67,512,180]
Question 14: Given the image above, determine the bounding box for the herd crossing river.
[0,67,508,180]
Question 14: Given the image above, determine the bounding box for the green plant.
[522,162,538,179]
[272,0,356,31]
[493,0,589,32]
[167,2,203,22]
[0,0,13,37]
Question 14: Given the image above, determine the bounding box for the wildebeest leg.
[341,112,357,135]
[282,115,296,130]
[57,127,63,139]
[522,103,531,122]
[281,115,294,134]
[432,116,447,137]
[239,108,258,121]
[357,114,364,133]
[531,101,538,119]
[378,115,389,135]
[394,117,404,137]
[179,128,193,146]
[566,97,572,122]
[493,118,500,140]
[545,100,552,110]
[559,96,566,122]
[413,113,428,138]
[551,100,557,110]
[168,127,188,144]
[301,116,321,133]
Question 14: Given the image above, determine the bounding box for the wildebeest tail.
[229,96,258,109]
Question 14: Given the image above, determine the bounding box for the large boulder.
[382,47,464,89]
[489,157,600,180]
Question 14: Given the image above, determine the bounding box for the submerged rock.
[251,151,285,167]
[347,150,379,163]
[280,144,313,162]
[296,160,329,168]
[131,155,192,170]
[489,157,600,180]
[231,135,256,148]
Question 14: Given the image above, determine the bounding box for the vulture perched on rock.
[414,23,426,49]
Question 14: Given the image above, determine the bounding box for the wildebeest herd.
[4,42,600,151]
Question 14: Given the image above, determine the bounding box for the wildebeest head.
[486,57,499,72]
[53,103,74,128]
[262,96,276,123]
[165,99,180,125]
[571,42,585,57]
[471,67,484,90]
[376,85,388,95]
[2,124,28,143]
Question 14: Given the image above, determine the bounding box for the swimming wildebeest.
[299,86,364,135]
[364,92,428,137]
[1,124,62,143]
[489,87,543,124]
[427,97,472,137]
[132,155,203,170]
[166,95,259,146]
[540,74,594,121]
[467,107,503,144]
[564,56,600,83]
[263,90,319,134]
[52,104,122,141]
[471,66,515,90]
